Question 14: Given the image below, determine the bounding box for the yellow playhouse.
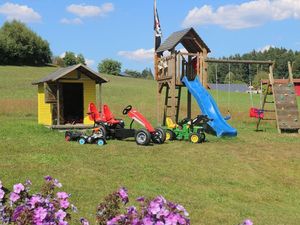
[32,64,108,129]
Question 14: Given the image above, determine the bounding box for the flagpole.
[154,0,161,125]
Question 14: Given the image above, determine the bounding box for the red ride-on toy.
[88,103,166,146]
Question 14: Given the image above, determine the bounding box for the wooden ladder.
[256,82,276,131]
[163,85,182,125]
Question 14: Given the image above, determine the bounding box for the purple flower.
[44,175,52,181]
[12,205,25,221]
[54,179,62,188]
[176,204,189,217]
[71,204,78,213]
[142,217,153,225]
[29,195,43,208]
[136,196,145,202]
[148,201,161,215]
[118,187,129,204]
[25,180,32,186]
[59,221,68,225]
[59,199,70,209]
[0,189,4,200]
[55,209,67,221]
[57,192,69,199]
[80,218,90,225]
[10,192,20,203]
[34,207,47,223]
[13,183,24,194]
[243,219,253,225]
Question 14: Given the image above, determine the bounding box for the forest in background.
[207,48,300,87]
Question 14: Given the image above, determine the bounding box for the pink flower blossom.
[243,219,253,225]
[29,195,43,208]
[13,183,25,194]
[57,192,69,199]
[60,199,70,209]
[10,192,20,202]
[80,218,90,225]
[55,209,67,221]
[34,207,47,223]
[0,189,4,200]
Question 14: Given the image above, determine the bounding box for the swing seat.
[249,107,264,119]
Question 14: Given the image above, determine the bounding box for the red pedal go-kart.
[88,103,166,146]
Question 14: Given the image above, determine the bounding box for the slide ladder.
[182,76,237,137]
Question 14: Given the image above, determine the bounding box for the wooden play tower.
[154,28,211,125]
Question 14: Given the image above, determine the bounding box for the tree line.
[207,48,300,87]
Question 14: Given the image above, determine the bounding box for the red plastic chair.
[249,107,264,119]
[88,103,102,123]
[102,105,121,124]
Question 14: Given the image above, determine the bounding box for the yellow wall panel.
[38,84,52,125]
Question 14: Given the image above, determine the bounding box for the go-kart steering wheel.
[122,105,132,115]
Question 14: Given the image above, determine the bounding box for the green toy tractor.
[165,115,212,143]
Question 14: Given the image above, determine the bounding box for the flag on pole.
[154,0,162,50]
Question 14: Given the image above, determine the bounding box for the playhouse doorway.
[62,83,83,124]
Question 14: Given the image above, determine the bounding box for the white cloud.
[85,59,95,67]
[258,44,274,52]
[67,3,114,18]
[118,48,154,61]
[0,2,41,23]
[182,0,300,29]
[60,18,83,25]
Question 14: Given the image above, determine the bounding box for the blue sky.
[0,0,299,71]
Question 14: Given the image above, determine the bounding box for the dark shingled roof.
[32,64,108,85]
[156,28,211,53]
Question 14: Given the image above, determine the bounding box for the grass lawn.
[0,66,300,225]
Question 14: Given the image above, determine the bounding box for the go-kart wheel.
[65,131,71,141]
[65,136,71,142]
[135,129,151,146]
[79,138,86,145]
[95,125,107,138]
[165,129,175,141]
[189,133,200,144]
[151,127,166,144]
[97,138,105,146]
[199,133,206,143]
[122,105,132,115]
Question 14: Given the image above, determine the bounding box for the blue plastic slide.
[182,76,237,137]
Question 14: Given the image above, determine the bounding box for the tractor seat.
[102,105,121,125]
[166,117,177,129]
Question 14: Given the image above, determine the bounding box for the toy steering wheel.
[122,105,132,115]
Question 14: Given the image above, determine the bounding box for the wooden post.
[202,49,208,88]
[198,52,202,83]
[288,61,294,83]
[187,55,192,119]
[56,82,60,125]
[96,83,102,112]
[269,65,274,85]
[170,53,177,122]
[157,83,162,125]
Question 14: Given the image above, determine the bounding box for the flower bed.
[0,177,253,225]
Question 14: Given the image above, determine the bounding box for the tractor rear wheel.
[189,133,200,144]
[198,132,206,143]
[135,129,151,146]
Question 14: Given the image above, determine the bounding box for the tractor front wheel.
[198,133,206,143]
[135,129,151,146]
[189,133,200,144]
[165,129,175,141]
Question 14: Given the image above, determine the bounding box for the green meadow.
[0,66,300,225]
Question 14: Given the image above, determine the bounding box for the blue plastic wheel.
[97,139,105,146]
[79,138,86,145]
